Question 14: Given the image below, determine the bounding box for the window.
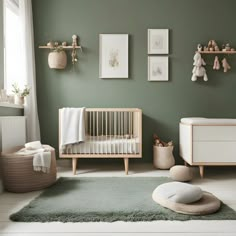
[4,0,25,94]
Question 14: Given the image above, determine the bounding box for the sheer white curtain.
[19,0,40,141]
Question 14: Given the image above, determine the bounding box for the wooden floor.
[0,163,236,236]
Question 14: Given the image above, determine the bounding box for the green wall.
[32,0,236,163]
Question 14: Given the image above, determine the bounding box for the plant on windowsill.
[48,45,67,69]
[12,83,30,106]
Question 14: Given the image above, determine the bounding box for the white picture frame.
[148,29,169,54]
[99,34,129,78]
[148,56,169,81]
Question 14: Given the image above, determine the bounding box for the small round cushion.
[153,191,221,215]
[170,165,193,182]
[152,182,203,204]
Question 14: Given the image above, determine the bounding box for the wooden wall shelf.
[196,51,236,54]
[39,46,81,49]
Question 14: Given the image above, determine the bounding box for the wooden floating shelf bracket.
[196,51,236,54]
[39,46,82,49]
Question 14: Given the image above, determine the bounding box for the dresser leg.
[199,166,204,178]
[72,158,77,175]
[124,158,129,175]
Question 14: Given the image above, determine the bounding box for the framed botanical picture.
[148,29,169,54]
[99,34,129,78]
[148,56,169,81]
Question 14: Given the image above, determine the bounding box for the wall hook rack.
[191,40,236,81]
[39,35,82,69]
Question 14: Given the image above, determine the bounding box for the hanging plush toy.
[191,52,208,82]
[222,58,231,73]
[213,56,220,70]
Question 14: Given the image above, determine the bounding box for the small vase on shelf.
[12,83,30,106]
[14,95,24,106]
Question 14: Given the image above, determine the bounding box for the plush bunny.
[222,58,231,72]
[72,35,77,47]
[213,56,220,70]
[153,134,173,147]
[197,44,202,52]
[208,40,219,51]
[191,52,208,81]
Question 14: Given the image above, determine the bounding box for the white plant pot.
[153,145,175,170]
[14,95,24,106]
[48,51,67,69]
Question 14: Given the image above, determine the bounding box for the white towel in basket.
[15,141,52,173]
[60,107,86,149]
[33,151,51,173]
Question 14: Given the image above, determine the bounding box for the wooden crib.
[59,108,142,175]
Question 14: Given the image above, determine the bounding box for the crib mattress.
[62,136,140,154]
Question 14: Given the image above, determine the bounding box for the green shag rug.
[10,177,236,222]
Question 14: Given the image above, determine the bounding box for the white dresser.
[179,118,236,178]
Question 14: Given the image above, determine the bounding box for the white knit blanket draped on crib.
[60,107,86,150]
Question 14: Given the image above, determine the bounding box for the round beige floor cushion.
[0,145,57,193]
[152,182,203,204]
[153,190,221,215]
[170,165,193,182]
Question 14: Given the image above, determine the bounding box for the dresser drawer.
[193,141,236,163]
[193,126,236,141]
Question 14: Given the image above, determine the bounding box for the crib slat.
[125,112,128,154]
[93,111,95,154]
[97,111,98,136]
[133,111,136,154]
[89,111,91,154]
[129,112,131,153]
[122,111,124,154]
[106,111,108,154]
[121,111,123,137]
[124,112,127,136]
[89,111,91,136]
[113,111,116,153]
[110,111,112,154]
[132,111,134,154]
[113,111,116,138]
[118,112,120,154]
[121,111,122,153]
[86,111,88,136]
[102,111,104,153]
[97,111,99,153]
[102,112,103,136]
[106,112,107,137]
[124,112,126,154]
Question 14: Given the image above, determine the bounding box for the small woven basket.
[48,51,67,69]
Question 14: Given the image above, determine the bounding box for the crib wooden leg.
[72,158,77,175]
[199,165,204,178]
[124,158,129,175]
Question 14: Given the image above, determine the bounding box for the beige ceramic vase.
[48,51,67,69]
[153,145,175,169]
[14,95,24,106]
